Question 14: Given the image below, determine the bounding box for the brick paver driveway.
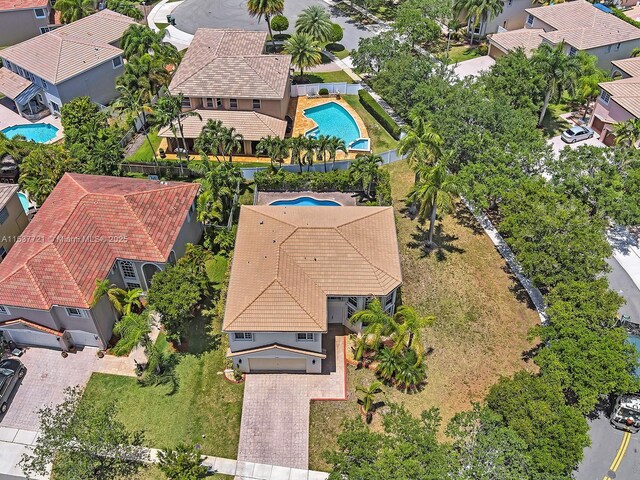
[237,327,347,470]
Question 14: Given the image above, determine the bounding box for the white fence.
[290,82,363,98]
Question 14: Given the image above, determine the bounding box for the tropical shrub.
[271,14,289,34]
[328,23,344,44]
[319,88,329,95]
[157,443,208,480]
[358,89,401,139]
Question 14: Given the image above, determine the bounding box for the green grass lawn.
[127,131,162,162]
[293,70,355,84]
[154,22,169,30]
[81,317,243,459]
[342,95,398,153]
[135,465,233,480]
[327,43,350,60]
[445,45,483,63]
[541,103,572,138]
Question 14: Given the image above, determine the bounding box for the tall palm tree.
[152,94,201,153]
[117,54,171,101]
[326,136,347,171]
[392,305,435,362]
[614,118,640,148]
[408,153,463,247]
[356,380,383,422]
[348,153,382,199]
[247,0,284,50]
[256,136,288,168]
[219,127,244,163]
[295,5,333,44]
[314,135,331,172]
[111,312,152,357]
[55,0,93,24]
[398,113,444,169]
[531,42,584,127]
[91,279,126,313]
[453,0,504,45]
[303,136,316,171]
[288,135,307,172]
[350,299,397,351]
[194,119,224,161]
[284,33,322,77]
[121,24,166,59]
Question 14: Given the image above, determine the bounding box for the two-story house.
[161,29,292,156]
[223,205,402,373]
[488,1,640,69]
[459,0,538,38]
[0,0,58,46]
[0,173,202,351]
[0,184,29,261]
[0,9,134,120]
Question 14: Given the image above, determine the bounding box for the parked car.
[561,125,594,143]
[0,358,25,414]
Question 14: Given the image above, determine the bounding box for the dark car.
[0,358,25,414]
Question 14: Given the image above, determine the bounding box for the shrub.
[271,14,289,34]
[329,23,344,44]
[477,44,488,55]
[358,89,401,139]
[319,88,329,95]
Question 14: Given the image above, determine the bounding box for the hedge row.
[612,7,640,29]
[358,89,402,140]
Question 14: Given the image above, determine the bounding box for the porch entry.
[328,298,346,324]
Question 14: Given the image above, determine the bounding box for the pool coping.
[255,191,358,206]
[302,100,371,153]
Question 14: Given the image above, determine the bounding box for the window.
[600,90,611,104]
[252,99,261,109]
[229,98,238,109]
[205,97,214,108]
[234,332,253,341]
[40,27,52,34]
[50,101,60,112]
[181,96,191,108]
[120,260,137,279]
[66,307,84,317]
[297,333,314,342]
[526,14,534,27]
[0,305,9,315]
[112,56,122,69]
[43,80,49,91]
[0,247,6,260]
[382,291,395,312]
[187,201,196,222]
[34,8,46,18]
[216,98,222,108]
[0,207,8,224]
[568,46,577,56]
[347,296,359,318]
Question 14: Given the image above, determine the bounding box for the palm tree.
[247,0,284,50]
[295,5,333,44]
[121,288,143,316]
[121,24,166,59]
[152,94,201,153]
[314,135,331,172]
[288,135,307,172]
[614,118,640,148]
[453,0,504,45]
[408,153,463,247]
[55,0,93,24]
[350,299,397,351]
[219,127,244,163]
[106,0,143,20]
[194,119,224,161]
[117,54,171,101]
[111,312,151,356]
[392,305,435,362]
[303,136,316,171]
[256,136,288,168]
[531,42,584,127]
[91,279,126,313]
[113,85,158,171]
[284,33,322,77]
[633,47,640,58]
[376,347,401,382]
[398,113,443,169]
[326,136,347,171]
[356,380,383,423]
[348,154,382,199]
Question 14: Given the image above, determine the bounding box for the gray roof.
[0,184,19,209]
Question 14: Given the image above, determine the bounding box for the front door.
[328,300,346,324]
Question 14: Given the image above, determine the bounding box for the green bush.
[329,23,344,44]
[319,88,329,95]
[477,44,488,56]
[612,7,640,29]
[358,89,401,139]
[271,14,289,34]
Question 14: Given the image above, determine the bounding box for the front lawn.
[81,317,243,459]
[293,70,355,84]
[342,95,398,153]
[308,159,539,471]
[445,45,483,63]
[541,103,572,138]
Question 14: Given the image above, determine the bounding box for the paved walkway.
[237,328,346,470]
[452,55,495,79]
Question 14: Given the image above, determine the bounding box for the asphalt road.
[607,257,640,322]
[171,0,376,50]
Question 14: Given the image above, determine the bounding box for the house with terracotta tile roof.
[0,173,202,351]
[0,184,29,262]
[223,205,402,373]
[0,0,58,46]
[0,9,135,120]
[163,28,292,155]
[488,1,640,69]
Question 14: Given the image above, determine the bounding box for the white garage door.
[249,357,306,372]
[3,328,61,349]
[68,330,102,348]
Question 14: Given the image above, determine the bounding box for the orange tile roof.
[0,0,47,11]
[224,206,402,332]
[227,343,327,358]
[0,173,199,310]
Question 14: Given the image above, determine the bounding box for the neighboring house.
[0,9,135,120]
[590,57,640,145]
[0,184,28,261]
[488,1,640,69]
[0,0,58,46]
[459,0,538,38]
[223,206,402,373]
[163,29,292,155]
[0,173,201,351]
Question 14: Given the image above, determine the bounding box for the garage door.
[249,357,306,372]
[3,328,61,349]
[68,330,102,348]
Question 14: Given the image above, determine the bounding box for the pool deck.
[255,191,358,206]
[0,102,64,144]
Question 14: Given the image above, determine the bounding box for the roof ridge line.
[24,258,55,308]
[276,274,325,330]
[225,278,279,329]
[240,56,282,97]
[252,111,279,135]
[48,243,90,307]
[122,196,165,259]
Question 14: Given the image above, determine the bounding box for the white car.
[561,125,594,143]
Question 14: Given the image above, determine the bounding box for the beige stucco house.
[0,174,202,351]
[0,184,28,262]
[223,205,402,373]
[0,0,58,46]
[460,0,539,38]
[0,9,134,120]
[163,29,292,155]
[488,1,640,69]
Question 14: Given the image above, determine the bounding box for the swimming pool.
[270,197,341,206]
[1,123,58,143]
[628,335,640,377]
[17,192,30,212]
[304,102,361,146]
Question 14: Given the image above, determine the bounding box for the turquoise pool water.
[304,102,360,146]
[1,123,58,143]
[350,138,370,150]
[17,192,29,212]
[270,197,341,206]
[629,335,640,377]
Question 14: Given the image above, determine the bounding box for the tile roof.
[157,109,287,140]
[227,343,327,358]
[489,29,544,56]
[0,173,199,310]
[0,318,63,336]
[600,77,640,117]
[224,206,402,333]
[0,67,33,99]
[526,0,640,49]
[612,57,640,78]
[0,184,19,209]
[0,0,47,11]
[0,9,134,84]
[169,28,291,99]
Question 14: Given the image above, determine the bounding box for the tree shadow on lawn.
[501,264,538,311]
[453,204,485,236]
[408,223,464,261]
[176,313,221,356]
